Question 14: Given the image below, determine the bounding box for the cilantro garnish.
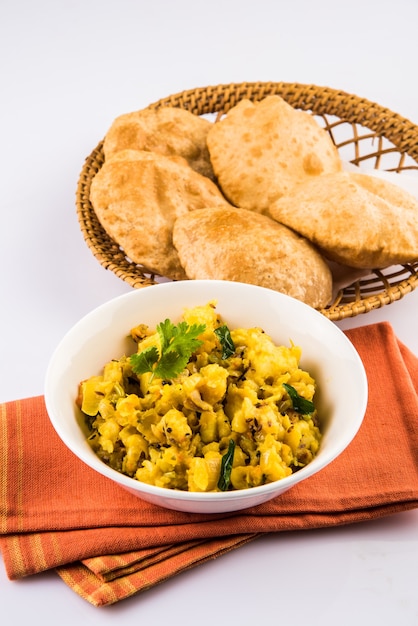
[130,319,205,382]
[214,324,235,359]
[217,439,235,491]
[282,383,315,415]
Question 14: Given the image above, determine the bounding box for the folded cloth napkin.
[1,322,418,607]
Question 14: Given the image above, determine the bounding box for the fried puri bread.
[90,149,232,280]
[269,171,418,269]
[206,95,342,213]
[103,106,215,180]
[172,207,332,308]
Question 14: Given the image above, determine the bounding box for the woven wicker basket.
[76,82,418,321]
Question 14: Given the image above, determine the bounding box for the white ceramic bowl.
[45,280,368,514]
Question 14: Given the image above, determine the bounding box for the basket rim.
[148,81,418,161]
[76,81,418,321]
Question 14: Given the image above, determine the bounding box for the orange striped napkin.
[1,322,418,607]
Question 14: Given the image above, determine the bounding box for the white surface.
[45,281,367,513]
[1,0,418,622]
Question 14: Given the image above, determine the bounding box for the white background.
[1,0,418,624]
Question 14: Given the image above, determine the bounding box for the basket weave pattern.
[76,82,418,321]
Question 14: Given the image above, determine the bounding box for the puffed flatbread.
[269,171,418,268]
[103,106,215,180]
[206,95,342,213]
[90,149,232,280]
[172,207,332,308]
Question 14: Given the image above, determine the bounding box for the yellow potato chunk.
[188,451,222,492]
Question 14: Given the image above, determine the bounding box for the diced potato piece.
[217,409,232,439]
[232,444,247,467]
[230,396,255,433]
[115,394,140,426]
[98,418,121,453]
[284,423,302,453]
[183,301,220,354]
[198,364,228,405]
[80,376,108,416]
[121,432,148,475]
[103,360,124,383]
[188,451,221,492]
[260,446,292,482]
[135,460,159,485]
[199,410,218,443]
[230,465,263,490]
[163,408,193,446]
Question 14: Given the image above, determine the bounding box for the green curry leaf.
[218,439,236,491]
[282,383,315,415]
[214,324,235,359]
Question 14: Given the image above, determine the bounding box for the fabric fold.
[1,322,417,606]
